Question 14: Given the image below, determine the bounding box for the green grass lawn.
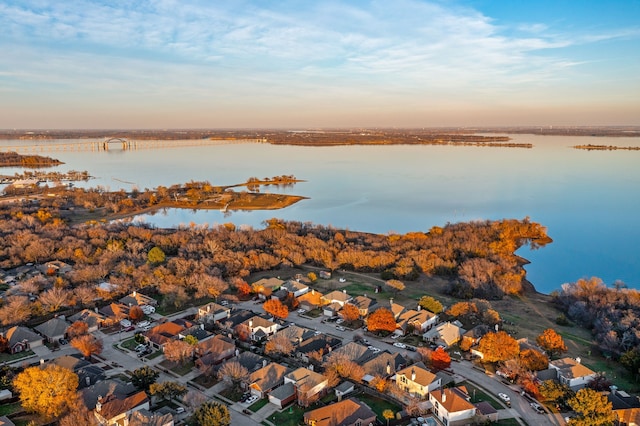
[0,402,22,416]
[496,418,523,426]
[0,350,34,363]
[249,398,269,412]
[159,359,195,376]
[219,386,243,402]
[356,394,402,421]
[463,382,503,410]
[269,405,305,426]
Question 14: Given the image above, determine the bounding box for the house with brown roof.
[396,308,438,336]
[429,387,477,426]
[197,302,231,323]
[4,326,42,354]
[248,362,290,398]
[98,303,129,327]
[362,351,406,380]
[321,290,352,308]
[615,407,640,426]
[352,295,376,317]
[69,309,106,332]
[272,325,316,348]
[145,322,186,350]
[119,291,157,308]
[94,391,150,426]
[389,298,406,320]
[423,321,464,348]
[195,334,235,367]
[252,277,284,299]
[303,398,376,426]
[296,335,342,364]
[128,409,174,426]
[284,367,328,406]
[395,362,441,398]
[242,316,279,342]
[297,289,323,312]
[549,357,597,390]
[281,280,310,297]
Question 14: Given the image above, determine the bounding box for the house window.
[400,376,407,384]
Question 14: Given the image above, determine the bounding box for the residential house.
[235,351,269,373]
[549,357,598,390]
[98,303,129,327]
[335,381,355,401]
[35,317,69,343]
[272,325,316,348]
[94,391,150,426]
[615,407,640,426]
[49,354,105,388]
[395,308,437,336]
[69,309,106,332]
[252,277,284,299]
[79,378,138,412]
[119,291,158,308]
[195,335,235,367]
[423,321,465,348]
[248,362,289,398]
[221,309,255,332]
[362,351,406,382]
[461,324,490,350]
[197,302,231,323]
[128,409,174,426]
[4,326,42,353]
[321,290,352,308]
[395,362,441,398]
[328,342,376,365]
[179,324,210,342]
[303,398,376,426]
[145,321,186,350]
[41,260,72,276]
[268,382,296,409]
[284,367,328,406]
[242,316,278,342]
[281,280,310,298]
[297,289,323,312]
[429,387,477,426]
[352,295,376,317]
[296,335,341,364]
[0,416,15,426]
[389,298,406,320]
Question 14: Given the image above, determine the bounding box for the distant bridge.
[0,138,267,153]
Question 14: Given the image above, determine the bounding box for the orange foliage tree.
[264,299,289,320]
[164,339,195,365]
[71,335,103,359]
[367,308,397,334]
[234,279,252,298]
[13,365,79,419]
[536,328,568,357]
[129,305,144,322]
[446,301,478,318]
[519,349,549,371]
[477,331,519,363]
[340,303,360,322]
[65,321,89,340]
[431,347,451,370]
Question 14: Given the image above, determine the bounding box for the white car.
[245,395,259,405]
[120,319,132,328]
[336,325,346,331]
[141,305,155,314]
[393,342,407,349]
[336,318,344,324]
[530,402,545,414]
[339,278,347,283]
[498,393,511,405]
[297,309,306,314]
[368,346,381,352]
[137,320,150,328]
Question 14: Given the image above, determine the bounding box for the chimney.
[207,305,211,312]
[411,369,416,381]
[343,289,346,294]
[576,357,581,364]
[390,298,394,306]
[235,348,240,356]
[312,289,315,295]
[96,396,103,412]
[298,337,303,344]
[386,361,391,375]
[200,324,204,330]
[417,305,421,311]
[86,376,91,386]
[249,319,253,328]
[263,359,268,367]
[309,364,314,372]
[442,391,447,403]
[364,294,367,298]
[133,291,136,296]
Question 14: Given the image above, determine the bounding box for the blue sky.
[1,0,639,128]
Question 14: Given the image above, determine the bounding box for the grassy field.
[269,405,305,426]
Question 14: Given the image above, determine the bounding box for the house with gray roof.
[4,326,42,354]
[69,309,106,332]
[35,317,69,343]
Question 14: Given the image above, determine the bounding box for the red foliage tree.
[66,321,89,340]
[536,328,568,357]
[431,347,451,370]
[129,305,144,322]
[263,299,289,320]
[71,334,103,359]
[367,308,397,334]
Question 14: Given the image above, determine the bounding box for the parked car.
[498,393,511,406]
[135,344,147,352]
[393,342,407,349]
[120,319,132,328]
[339,278,347,283]
[141,305,155,315]
[297,309,306,314]
[245,395,259,405]
[58,338,68,345]
[175,407,185,414]
[336,318,344,324]
[123,325,135,332]
[137,320,150,328]
[336,325,346,331]
[530,402,545,414]
[220,300,229,306]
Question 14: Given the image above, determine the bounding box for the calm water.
[2,135,639,294]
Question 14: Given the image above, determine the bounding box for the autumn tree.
[217,360,249,392]
[193,401,231,426]
[519,349,549,371]
[567,388,615,426]
[263,298,288,320]
[323,353,365,386]
[234,279,252,298]
[536,328,568,357]
[417,347,433,364]
[264,334,294,357]
[147,246,166,264]
[340,303,360,322]
[129,305,144,322]
[66,321,89,340]
[58,395,98,426]
[13,365,79,419]
[477,331,519,363]
[431,347,452,370]
[539,380,573,404]
[71,334,103,359]
[418,296,443,314]
[385,279,405,294]
[130,366,159,391]
[149,381,188,401]
[446,301,478,319]
[367,308,397,334]
[163,339,194,365]
[0,336,8,353]
[383,409,395,426]
[38,287,72,312]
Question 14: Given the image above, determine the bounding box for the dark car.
[123,325,135,332]
[58,338,68,345]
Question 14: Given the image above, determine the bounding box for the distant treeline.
[0,151,63,168]
[572,144,640,151]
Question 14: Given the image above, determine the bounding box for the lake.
[2,134,639,294]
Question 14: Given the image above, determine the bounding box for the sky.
[1,0,639,129]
